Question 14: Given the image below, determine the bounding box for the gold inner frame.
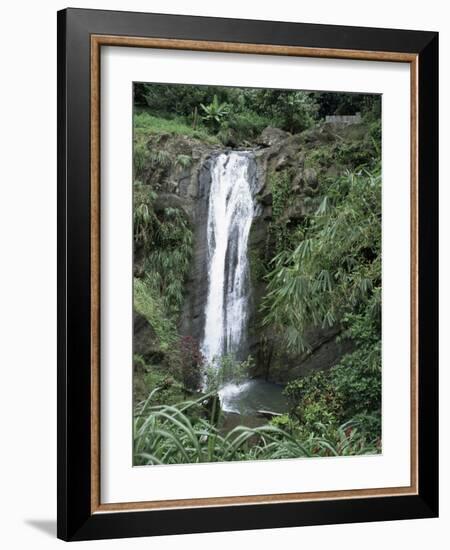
[90,35,419,514]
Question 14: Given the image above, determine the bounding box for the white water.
[201,152,255,367]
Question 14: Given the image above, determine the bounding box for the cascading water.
[201,151,255,372]
[200,151,289,416]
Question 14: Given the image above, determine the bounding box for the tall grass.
[133,390,378,465]
[134,111,219,144]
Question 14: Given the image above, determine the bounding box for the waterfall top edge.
[211,149,255,155]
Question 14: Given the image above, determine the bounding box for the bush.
[285,372,344,431]
[227,110,272,141]
[133,356,185,405]
[282,307,381,442]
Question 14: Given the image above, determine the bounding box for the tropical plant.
[133,390,378,465]
[134,185,193,315]
[262,163,381,352]
[200,95,230,131]
[133,186,158,247]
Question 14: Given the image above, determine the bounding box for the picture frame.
[57,7,438,541]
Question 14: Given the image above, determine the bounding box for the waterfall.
[201,151,255,368]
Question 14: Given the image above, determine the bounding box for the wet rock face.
[179,158,212,344]
[253,327,354,384]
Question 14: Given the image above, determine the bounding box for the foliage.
[261,160,382,445]
[132,82,383,458]
[134,184,193,315]
[268,169,296,252]
[255,90,319,133]
[134,83,379,137]
[224,110,272,143]
[285,371,344,430]
[262,163,381,352]
[133,389,378,465]
[147,149,172,169]
[330,308,382,440]
[133,140,150,177]
[200,94,230,130]
[175,154,193,169]
[312,92,381,119]
[133,187,158,246]
[133,111,219,144]
[281,305,381,441]
[133,277,177,350]
[135,83,225,118]
[133,181,195,402]
[133,356,185,405]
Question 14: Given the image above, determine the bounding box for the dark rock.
[303,167,318,189]
[133,311,165,364]
[284,197,306,221]
[179,156,213,343]
[254,326,354,384]
[260,190,273,206]
[258,126,291,147]
[154,193,192,220]
[257,410,283,420]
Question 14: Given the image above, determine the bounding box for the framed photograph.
[57,8,438,541]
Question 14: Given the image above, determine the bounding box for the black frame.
[57,7,438,541]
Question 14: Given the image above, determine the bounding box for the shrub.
[285,371,344,431]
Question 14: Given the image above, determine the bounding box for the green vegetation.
[175,154,193,169]
[132,82,382,464]
[269,168,296,252]
[261,162,381,443]
[134,111,218,143]
[133,111,218,181]
[133,355,185,405]
[133,152,197,405]
[200,94,230,130]
[263,164,381,352]
[134,182,193,314]
[133,389,378,465]
[134,82,381,143]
